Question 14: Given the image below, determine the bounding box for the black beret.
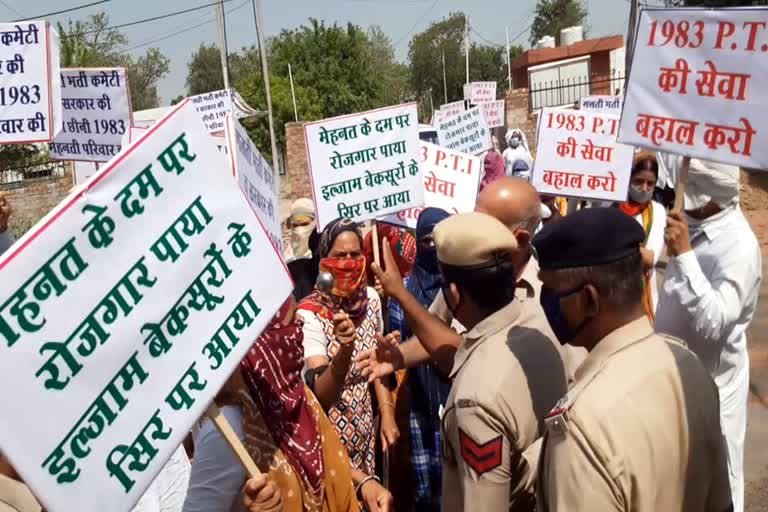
[533,207,645,269]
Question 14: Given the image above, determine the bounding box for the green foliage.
[185,44,225,95]
[267,18,395,117]
[57,14,170,110]
[235,72,323,165]
[179,19,408,162]
[408,11,521,112]
[529,0,588,46]
[366,26,412,106]
[0,144,44,170]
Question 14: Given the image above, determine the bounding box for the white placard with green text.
[0,100,292,512]
[303,103,423,230]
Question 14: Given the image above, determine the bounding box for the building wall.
[3,167,74,238]
[284,122,312,203]
[590,51,613,95]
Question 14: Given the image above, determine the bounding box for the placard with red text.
[480,100,505,129]
[532,108,634,202]
[378,141,481,229]
[463,81,496,104]
[618,8,768,168]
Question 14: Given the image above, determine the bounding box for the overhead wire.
[117,0,249,53]
[0,0,23,19]
[392,0,439,48]
[469,25,504,48]
[14,0,111,22]
[61,0,234,39]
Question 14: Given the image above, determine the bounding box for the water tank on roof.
[560,26,584,46]
[536,35,555,49]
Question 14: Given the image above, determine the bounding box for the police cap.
[434,212,518,268]
[533,207,644,270]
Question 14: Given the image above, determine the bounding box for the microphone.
[316,271,334,294]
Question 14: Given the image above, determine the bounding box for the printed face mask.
[318,256,366,297]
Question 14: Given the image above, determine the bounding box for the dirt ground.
[739,173,768,510]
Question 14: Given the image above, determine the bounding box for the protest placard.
[0,21,62,144]
[49,68,131,162]
[74,161,98,185]
[618,8,768,169]
[437,106,492,156]
[303,103,423,230]
[190,89,259,134]
[379,141,481,228]
[480,100,505,128]
[124,125,148,146]
[124,125,229,158]
[463,81,496,104]
[225,114,282,253]
[0,99,292,512]
[580,95,622,116]
[532,108,634,202]
[434,100,466,125]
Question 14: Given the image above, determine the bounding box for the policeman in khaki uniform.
[432,212,568,512]
[532,208,732,512]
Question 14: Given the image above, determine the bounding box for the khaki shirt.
[441,298,568,512]
[537,318,732,512]
[0,475,41,512]
[429,258,586,386]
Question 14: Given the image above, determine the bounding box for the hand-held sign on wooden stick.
[672,156,691,213]
[206,403,261,478]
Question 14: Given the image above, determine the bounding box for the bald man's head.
[476,177,542,235]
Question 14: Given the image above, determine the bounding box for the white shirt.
[133,445,191,512]
[298,287,382,360]
[656,206,762,398]
[636,200,667,312]
[182,406,245,512]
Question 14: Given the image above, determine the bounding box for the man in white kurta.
[656,157,762,512]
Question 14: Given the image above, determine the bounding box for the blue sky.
[4,0,639,105]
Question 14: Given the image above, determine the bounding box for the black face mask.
[540,285,591,345]
[416,246,439,274]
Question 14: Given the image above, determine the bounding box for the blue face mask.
[540,285,589,345]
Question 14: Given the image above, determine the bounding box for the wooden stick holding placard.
[206,403,261,477]
[672,157,691,213]
[371,220,381,267]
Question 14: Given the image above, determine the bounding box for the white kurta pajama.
[656,206,762,512]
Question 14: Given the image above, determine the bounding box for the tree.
[366,27,412,106]
[408,12,521,110]
[0,144,44,170]
[267,19,392,117]
[185,44,224,95]
[58,13,170,110]
[127,48,170,111]
[236,73,323,165]
[529,0,587,46]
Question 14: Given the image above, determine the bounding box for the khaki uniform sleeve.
[450,403,526,512]
[540,421,623,512]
